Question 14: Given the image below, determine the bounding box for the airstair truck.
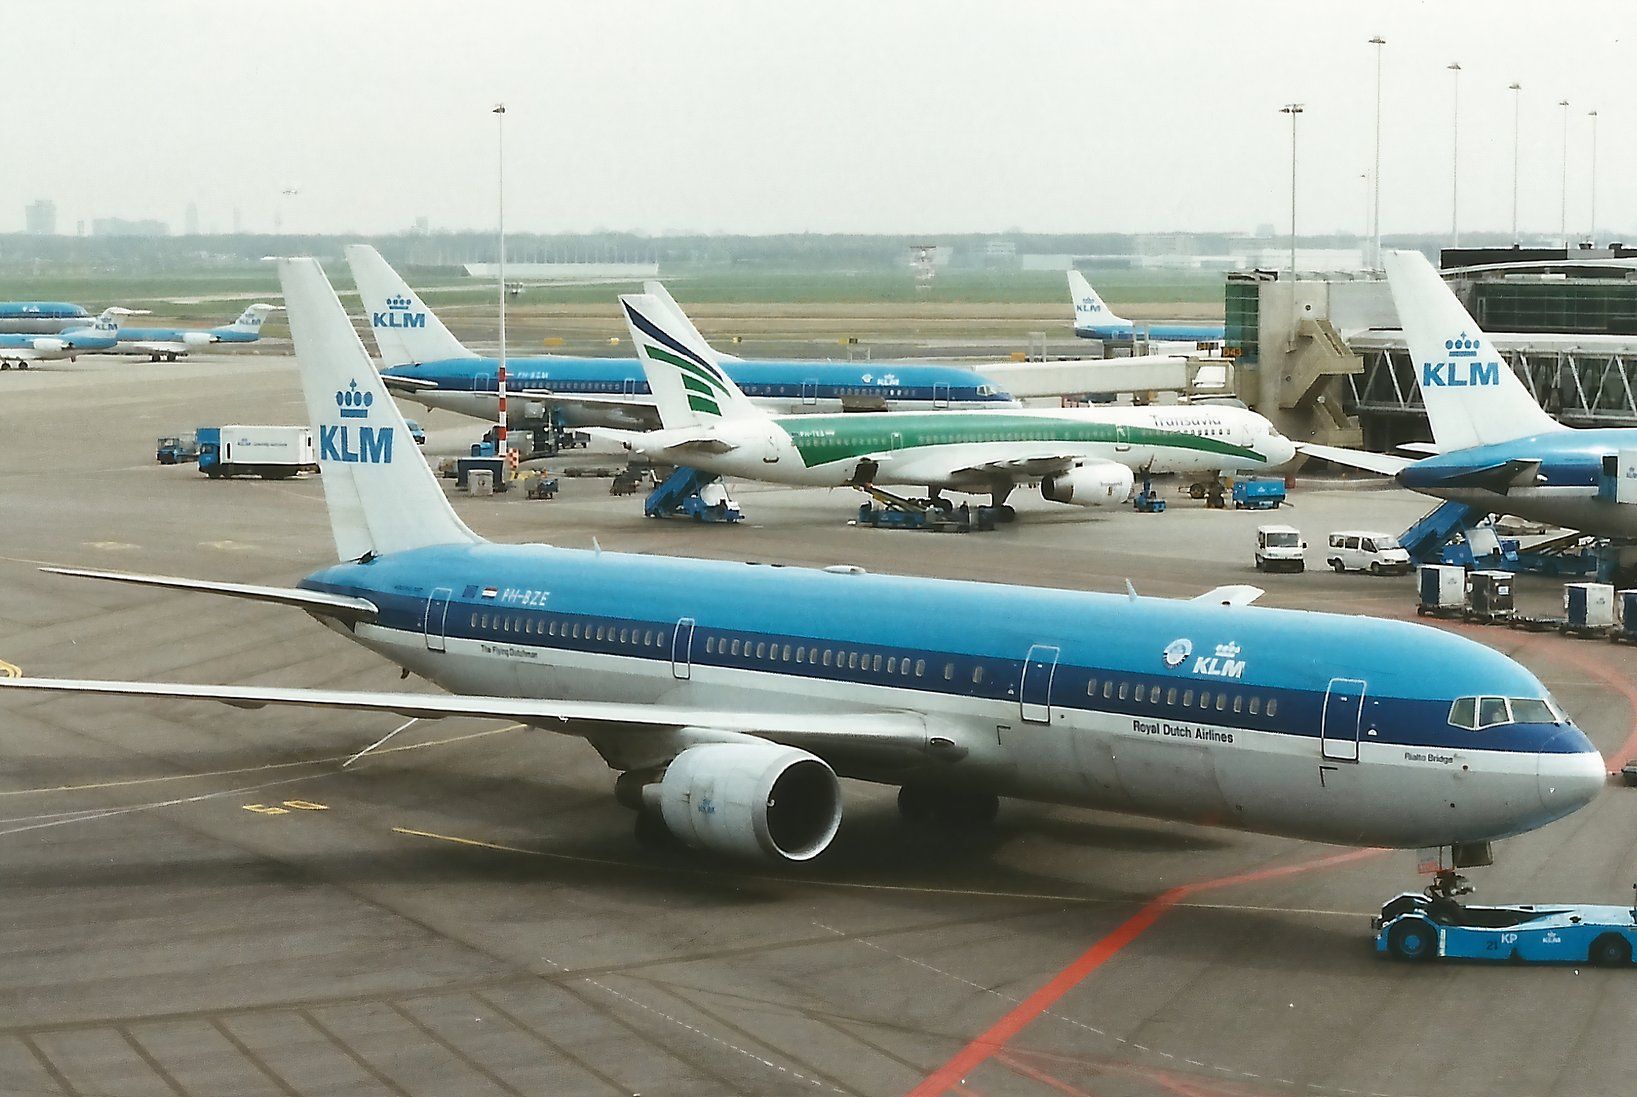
[197,426,317,480]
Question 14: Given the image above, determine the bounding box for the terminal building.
[1224,247,1637,453]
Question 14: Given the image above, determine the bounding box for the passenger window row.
[703,634,927,677]
[1085,676,1279,718]
[469,611,668,649]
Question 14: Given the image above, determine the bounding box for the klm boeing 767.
[0,258,1604,869]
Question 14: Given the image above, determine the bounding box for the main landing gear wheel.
[1591,934,1632,967]
[995,505,1017,523]
[633,808,673,849]
[1387,918,1437,961]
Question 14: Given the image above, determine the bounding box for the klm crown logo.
[1422,332,1501,388]
[371,294,426,330]
[321,379,394,465]
[336,379,374,419]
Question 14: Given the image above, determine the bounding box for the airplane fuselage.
[382,355,1016,426]
[1398,428,1637,538]
[300,543,1600,850]
[630,405,1295,494]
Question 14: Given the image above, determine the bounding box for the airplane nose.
[1537,729,1606,820]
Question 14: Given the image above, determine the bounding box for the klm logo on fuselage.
[372,293,426,330]
[322,379,394,464]
[1422,333,1501,388]
[1192,641,1245,679]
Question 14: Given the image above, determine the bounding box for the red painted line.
[907,848,1380,1097]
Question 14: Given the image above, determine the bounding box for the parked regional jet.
[0,257,1603,869]
[0,307,144,368]
[1299,251,1637,539]
[347,245,1016,428]
[594,291,1295,515]
[107,303,281,361]
[0,301,91,335]
[1070,270,1225,343]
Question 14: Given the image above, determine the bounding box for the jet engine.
[1041,463,1135,506]
[30,338,66,354]
[183,331,217,347]
[649,742,843,863]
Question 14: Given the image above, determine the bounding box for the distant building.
[24,200,56,235]
[92,217,170,237]
[414,216,430,235]
[185,202,199,236]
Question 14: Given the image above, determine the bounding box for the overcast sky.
[6,1,1631,239]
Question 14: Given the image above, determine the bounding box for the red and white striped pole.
[492,102,508,468]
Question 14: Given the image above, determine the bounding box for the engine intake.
[1041,463,1135,506]
[652,742,842,862]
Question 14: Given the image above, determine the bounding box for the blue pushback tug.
[1375,888,1637,965]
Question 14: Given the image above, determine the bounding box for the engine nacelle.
[652,742,842,862]
[1041,463,1135,506]
[30,338,66,354]
[182,331,216,347]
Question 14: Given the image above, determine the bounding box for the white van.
[1326,530,1413,575]
[1254,525,1306,573]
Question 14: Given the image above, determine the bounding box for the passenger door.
[423,587,452,652]
[672,617,696,679]
[1321,677,1367,762]
[933,382,950,409]
[1020,644,1061,724]
[1115,424,1132,452]
[801,380,818,407]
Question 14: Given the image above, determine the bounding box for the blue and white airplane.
[0,257,1604,869]
[107,303,281,361]
[347,244,1016,429]
[1300,251,1637,539]
[1070,270,1225,344]
[0,307,143,368]
[0,301,91,335]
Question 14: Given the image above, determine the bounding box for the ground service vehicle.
[155,435,200,464]
[197,425,317,480]
[1376,890,1637,965]
[1232,477,1286,509]
[1254,525,1305,573]
[1327,531,1413,575]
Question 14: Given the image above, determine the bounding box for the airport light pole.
[1509,82,1523,244]
[1281,104,1303,276]
[1369,36,1385,269]
[1588,109,1599,245]
[492,103,508,463]
[1558,98,1571,246]
[1448,62,1461,246]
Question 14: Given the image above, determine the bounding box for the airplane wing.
[379,374,440,393]
[1430,458,1543,495]
[582,426,738,456]
[37,566,380,623]
[119,341,192,356]
[516,390,662,429]
[0,677,946,759]
[1397,442,1441,456]
[1295,442,1414,476]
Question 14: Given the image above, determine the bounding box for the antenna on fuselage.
[1124,579,1138,601]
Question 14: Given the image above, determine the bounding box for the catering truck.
[196,425,317,480]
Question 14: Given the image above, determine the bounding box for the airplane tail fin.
[620,289,765,431]
[1069,270,1129,330]
[276,257,482,561]
[225,303,279,334]
[91,306,143,334]
[343,244,477,368]
[1384,250,1565,450]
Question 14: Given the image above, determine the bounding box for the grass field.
[0,265,1226,321]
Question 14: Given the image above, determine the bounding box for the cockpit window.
[1450,695,1562,730]
[1509,698,1557,724]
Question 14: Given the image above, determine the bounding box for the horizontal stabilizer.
[1295,443,1414,477]
[583,426,738,455]
[41,566,379,623]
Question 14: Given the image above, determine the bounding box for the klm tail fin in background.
[1068,270,1130,334]
[277,257,481,561]
[225,303,280,334]
[89,306,142,335]
[620,291,765,431]
[344,244,477,368]
[1384,250,1565,451]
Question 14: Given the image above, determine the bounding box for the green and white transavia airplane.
[593,288,1298,515]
